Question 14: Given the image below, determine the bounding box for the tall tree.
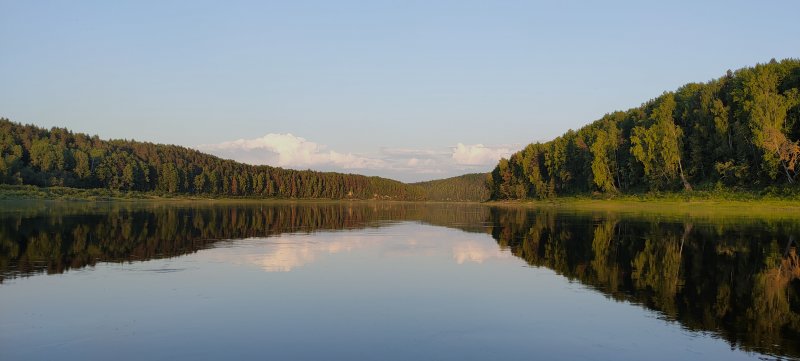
[735,64,800,183]
[629,93,692,190]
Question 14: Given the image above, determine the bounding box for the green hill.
[0,119,487,201]
[412,173,490,201]
[489,58,800,199]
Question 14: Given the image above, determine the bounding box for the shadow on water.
[1,200,798,358]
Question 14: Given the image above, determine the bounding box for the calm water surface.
[1,201,798,360]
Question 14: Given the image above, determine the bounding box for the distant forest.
[490,59,800,199]
[5,59,798,202]
[0,119,488,201]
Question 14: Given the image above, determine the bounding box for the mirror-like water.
[1,201,798,360]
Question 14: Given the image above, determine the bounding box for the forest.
[0,119,488,201]
[5,59,799,202]
[411,173,490,201]
[489,59,800,199]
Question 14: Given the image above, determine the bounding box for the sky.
[1,0,798,182]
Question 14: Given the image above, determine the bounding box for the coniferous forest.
[0,119,487,201]
[3,59,800,202]
[489,59,800,199]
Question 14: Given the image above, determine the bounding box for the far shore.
[3,184,800,216]
[0,184,482,203]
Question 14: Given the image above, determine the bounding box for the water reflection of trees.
[0,201,489,282]
[2,201,799,358]
[487,207,800,359]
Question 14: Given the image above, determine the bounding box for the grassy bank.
[0,184,158,201]
[2,184,799,211]
[0,185,283,202]
[0,185,481,203]
[485,191,800,218]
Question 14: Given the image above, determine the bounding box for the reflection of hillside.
[2,201,800,359]
[487,207,800,359]
[0,201,490,282]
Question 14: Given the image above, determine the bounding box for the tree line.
[0,119,489,201]
[490,59,800,199]
[411,173,490,201]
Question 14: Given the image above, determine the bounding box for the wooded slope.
[489,59,800,199]
[0,119,488,200]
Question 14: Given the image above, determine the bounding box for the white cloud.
[200,133,384,169]
[451,143,512,166]
[380,147,449,157]
[406,158,437,167]
[199,133,518,181]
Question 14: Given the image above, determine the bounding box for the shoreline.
[0,185,482,203]
[484,197,800,218]
[3,185,799,213]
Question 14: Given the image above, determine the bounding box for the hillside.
[0,119,487,201]
[412,173,490,201]
[489,59,800,199]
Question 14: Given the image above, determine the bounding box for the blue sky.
[1,0,798,181]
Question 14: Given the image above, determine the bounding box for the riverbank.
[485,194,800,218]
[0,184,197,201]
[0,185,479,203]
[3,184,799,214]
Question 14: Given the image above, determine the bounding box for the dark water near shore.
[1,201,798,360]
